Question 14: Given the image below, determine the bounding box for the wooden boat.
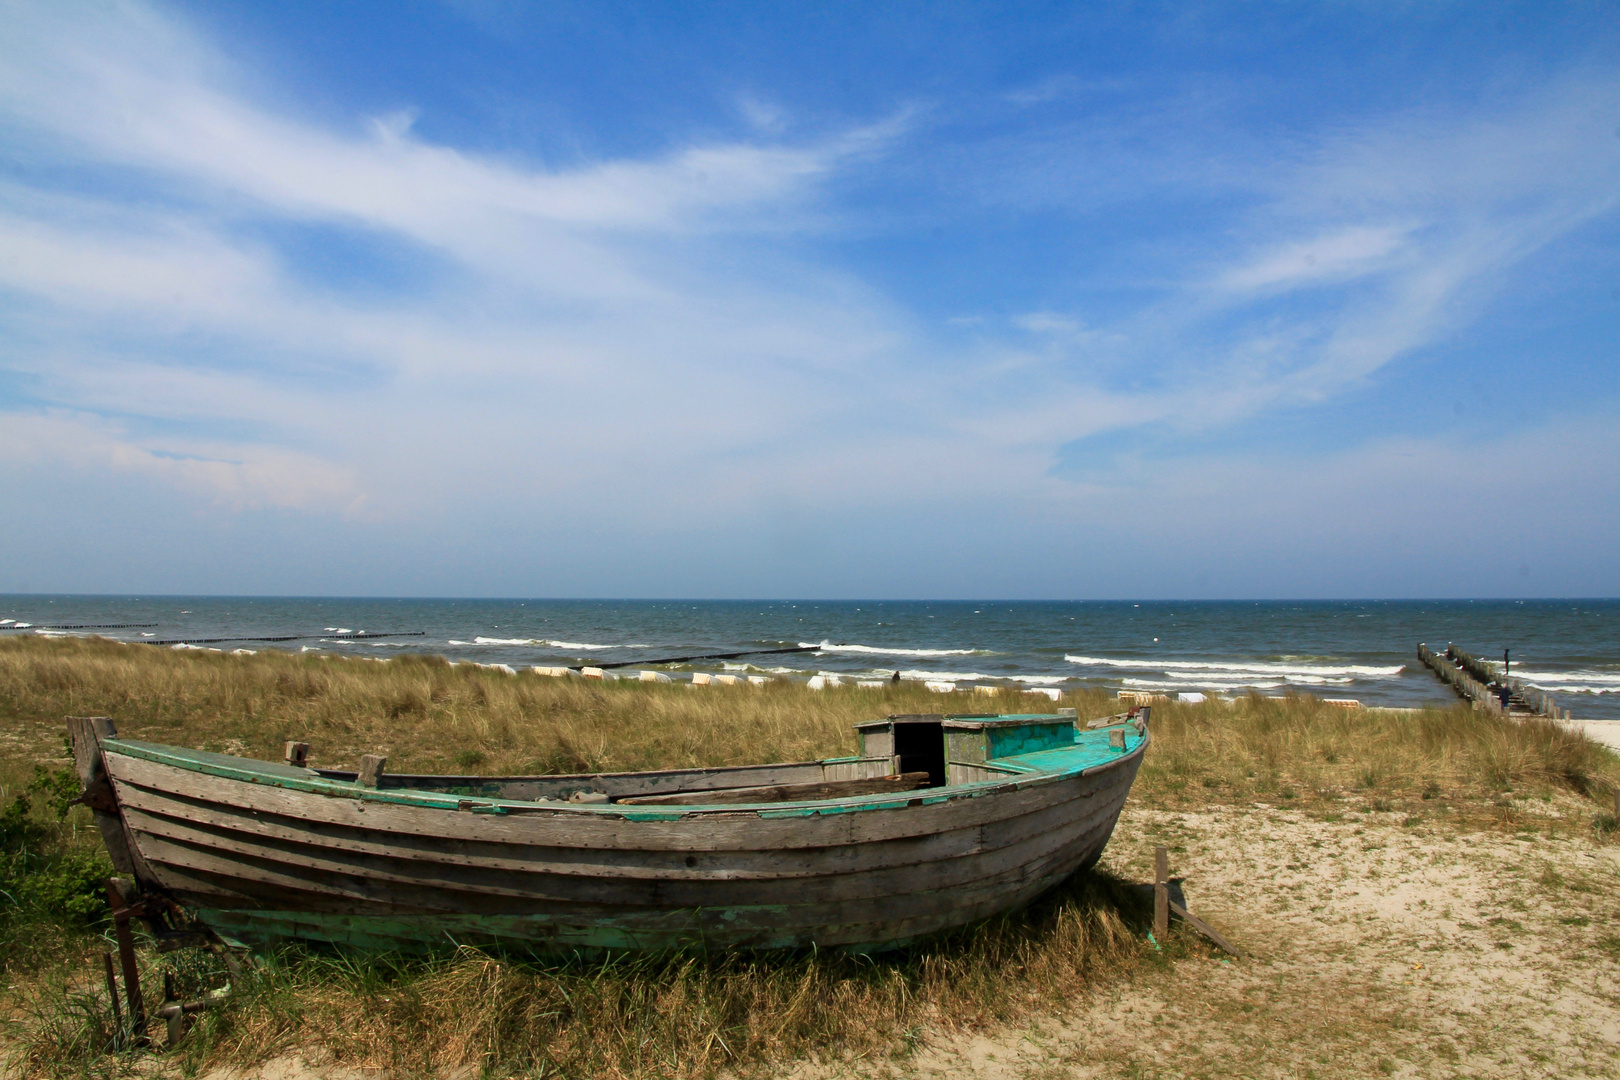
[68,709,1148,954]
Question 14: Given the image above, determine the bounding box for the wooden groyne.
[1416,643,1568,719]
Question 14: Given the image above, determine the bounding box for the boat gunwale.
[98,721,1147,821]
[852,712,1084,731]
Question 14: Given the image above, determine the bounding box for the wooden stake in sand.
[1154,845,1170,939]
[1151,846,1246,958]
[106,879,147,1045]
[101,952,122,1032]
[1169,900,1245,958]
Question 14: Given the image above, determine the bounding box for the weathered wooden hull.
[78,716,1147,954]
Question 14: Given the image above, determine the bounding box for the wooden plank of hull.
[127,810,1112,924]
[187,818,1121,953]
[110,761,1127,887]
[111,771,1119,889]
[105,744,1141,852]
[110,764,1140,926]
[212,813,1123,954]
[116,784,1124,912]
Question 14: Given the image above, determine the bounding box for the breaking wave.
[896,669,1069,685]
[447,637,650,650]
[802,641,991,658]
[1065,654,1403,678]
[1122,677,1285,691]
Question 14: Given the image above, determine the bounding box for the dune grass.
[2,635,1617,1078]
[1135,691,1620,808]
[18,872,1149,1079]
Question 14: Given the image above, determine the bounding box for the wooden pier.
[1416,643,1568,719]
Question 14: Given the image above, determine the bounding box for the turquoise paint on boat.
[986,721,1077,759]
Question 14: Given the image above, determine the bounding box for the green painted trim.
[101,719,1146,819]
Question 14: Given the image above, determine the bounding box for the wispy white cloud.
[0,2,1615,594]
[1213,224,1416,295]
[0,411,363,514]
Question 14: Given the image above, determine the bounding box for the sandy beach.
[1570,720,1620,755]
[872,797,1620,1079]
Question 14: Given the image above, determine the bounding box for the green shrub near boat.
[1,760,113,940]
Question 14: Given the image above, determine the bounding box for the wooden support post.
[163,971,182,1045]
[1169,900,1245,957]
[106,879,146,1045]
[284,741,310,767]
[357,754,387,788]
[102,952,123,1032]
[1154,845,1169,939]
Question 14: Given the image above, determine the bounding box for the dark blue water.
[2,597,1616,718]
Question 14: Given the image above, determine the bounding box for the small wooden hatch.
[854,712,1079,786]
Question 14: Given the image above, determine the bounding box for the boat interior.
[306,711,1122,807]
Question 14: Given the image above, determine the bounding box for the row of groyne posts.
[1416,642,1570,720]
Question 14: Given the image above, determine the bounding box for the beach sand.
[1569,719,1620,754]
[851,798,1620,1080]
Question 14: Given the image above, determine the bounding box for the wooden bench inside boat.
[616,770,932,805]
[300,712,1090,807]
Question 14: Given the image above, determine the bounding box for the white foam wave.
[1523,683,1620,695]
[802,640,989,658]
[325,627,352,634]
[1065,654,1403,678]
[1123,677,1285,690]
[897,669,1068,685]
[1160,670,1353,685]
[452,636,652,651]
[1513,669,1620,686]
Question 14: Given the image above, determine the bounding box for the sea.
[2,596,1617,719]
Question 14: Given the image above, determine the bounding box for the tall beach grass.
[3,634,1617,1077]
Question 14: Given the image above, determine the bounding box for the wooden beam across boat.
[617,771,931,806]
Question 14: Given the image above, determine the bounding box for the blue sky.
[1,1,1617,598]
